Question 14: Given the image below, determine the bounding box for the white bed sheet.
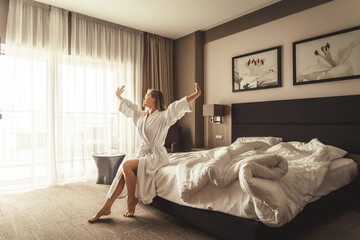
[155,157,358,221]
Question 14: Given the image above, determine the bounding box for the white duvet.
[175,138,340,227]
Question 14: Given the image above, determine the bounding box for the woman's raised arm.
[186,82,202,102]
[164,83,200,126]
[116,85,144,126]
[116,85,125,101]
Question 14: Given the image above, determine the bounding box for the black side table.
[92,153,126,185]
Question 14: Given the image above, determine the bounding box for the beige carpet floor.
[0,180,215,240]
[1,180,360,240]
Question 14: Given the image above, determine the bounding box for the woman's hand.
[194,82,201,96]
[186,82,202,102]
[116,85,125,100]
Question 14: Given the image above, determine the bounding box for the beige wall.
[204,0,360,106]
[0,0,9,44]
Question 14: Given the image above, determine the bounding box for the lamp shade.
[203,104,224,117]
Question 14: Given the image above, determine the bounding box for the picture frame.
[232,46,281,92]
[293,25,360,85]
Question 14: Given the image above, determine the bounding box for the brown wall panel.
[174,32,204,150]
[207,105,231,148]
[204,0,333,44]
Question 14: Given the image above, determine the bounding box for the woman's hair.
[148,89,167,111]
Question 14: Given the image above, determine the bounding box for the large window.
[1,0,143,193]
[0,52,127,192]
[0,52,49,190]
[57,59,123,180]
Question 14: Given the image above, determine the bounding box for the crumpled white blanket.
[240,154,288,200]
[176,138,333,227]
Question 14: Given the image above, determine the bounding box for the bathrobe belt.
[138,141,165,157]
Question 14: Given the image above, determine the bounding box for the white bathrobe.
[106,96,192,204]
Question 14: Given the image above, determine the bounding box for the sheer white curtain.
[58,13,143,181]
[0,0,143,192]
[0,0,68,191]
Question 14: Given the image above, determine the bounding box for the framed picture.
[293,26,360,85]
[232,46,281,92]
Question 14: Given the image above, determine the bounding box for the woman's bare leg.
[88,174,125,222]
[122,159,139,217]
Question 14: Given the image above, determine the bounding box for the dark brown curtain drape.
[143,32,174,107]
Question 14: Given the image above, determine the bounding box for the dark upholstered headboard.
[232,95,360,154]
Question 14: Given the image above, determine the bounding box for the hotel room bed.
[156,154,357,219]
[150,94,360,240]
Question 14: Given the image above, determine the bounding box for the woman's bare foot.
[88,207,111,223]
[123,199,138,217]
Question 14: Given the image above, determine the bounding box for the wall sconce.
[203,104,224,124]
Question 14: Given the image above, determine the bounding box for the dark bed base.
[152,95,360,240]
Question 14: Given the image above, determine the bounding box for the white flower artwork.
[232,46,281,92]
[294,26,360,85]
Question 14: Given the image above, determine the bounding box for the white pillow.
[326,145,348,161]
[287,139,347,161]
[233,136,283,146]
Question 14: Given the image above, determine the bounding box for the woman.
[88,82,201,222]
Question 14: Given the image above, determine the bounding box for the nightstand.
[191,147,211,151]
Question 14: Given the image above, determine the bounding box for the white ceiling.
[35,0,281,39]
